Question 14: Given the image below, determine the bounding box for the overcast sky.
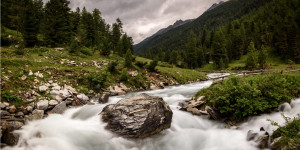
[44,0,224,44]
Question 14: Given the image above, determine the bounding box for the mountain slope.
[134,19,193,53]
[134,0,272,54]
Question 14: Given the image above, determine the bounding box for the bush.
[80,47,93,56]
[270,114,300,149]
[120,69,129,82]
[147,59,158,72]
[1,91,25,106]
[198,73,300,120]
[87,72,107,91]
[135,61,147,68]
[107,61,118,73]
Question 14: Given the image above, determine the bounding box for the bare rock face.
[101,93,173,138]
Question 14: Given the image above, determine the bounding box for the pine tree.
[212,29,227,68]
[43,0,71,46]
[112,18,123,50]
[258,45,267,69]
[124,49,133,67]
[245,41,257,70]
[22,0,43,47]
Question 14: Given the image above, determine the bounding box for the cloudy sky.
[45,0,224,44]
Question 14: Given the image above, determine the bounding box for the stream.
[4,73,300,150]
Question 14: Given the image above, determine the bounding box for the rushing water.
[4,74,300,150]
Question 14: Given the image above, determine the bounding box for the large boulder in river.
[101,93,173,138]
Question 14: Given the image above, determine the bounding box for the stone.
[15,112,24,117]
[114,86,126,95]
[36,100,49,110]
[8,105,16,114]
[0,103,6,109]
[52,85,61,91]
[101,93,173,138]
[99,93,110,104]
[49,101,67,114]
[49,100,59,106]
[65,98,74,105]
[2,132,19,146]
[21,75,27,80]
[28,70,33,76]
[77,94,89,103]
[247,130,258,141]
[3,102,10,107]
[27,109,44,121]
[0,110,10,116]
[39,85,48,92]
[205,106,220,120]
[186,107,201,115]
[270,137,281,148]
[64,85,77,94]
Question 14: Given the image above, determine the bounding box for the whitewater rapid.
[4,76,300,150]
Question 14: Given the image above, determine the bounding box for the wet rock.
[39,85,48,92]
[205,106,220,120]
[8,105,16,114]
[270,137,281,148]
[99,93,109,104]
[65,98,74,105]
[36,100,49,110]
[77,94,89,104]
[101,93,173,138]
[49,101,67,114]
[49,100,59,106]
[260,127,265,131]
[247,130,258,141]
[27,109,44,121]
[2,132,19,146]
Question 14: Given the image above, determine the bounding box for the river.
[4,74,300,150]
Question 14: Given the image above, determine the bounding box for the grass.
[157,66,207,84]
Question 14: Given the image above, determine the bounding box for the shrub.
[269,114,300,149]
[120,69,129,82]
[147,59,158,72]
[87,72,107,91]
[135,61,147,68]
[107,61,118,73]
[198,73,300,121]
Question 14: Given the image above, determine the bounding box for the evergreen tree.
[245,41,257,70]
[212,29,227,68]
[124,49,133,67]
[43,0,71,46]
[22,0,43,47]
[111,18,123,50]
[258,45,267,69]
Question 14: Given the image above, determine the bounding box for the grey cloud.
[45,0,225,43]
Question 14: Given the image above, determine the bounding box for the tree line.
[138,0,299,69]
[1,0,133,56]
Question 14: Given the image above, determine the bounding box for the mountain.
[205,1,224,12]
[134,2,224,53]
[134,19,193,53]
[134,0,300,69]
[133,0,272,54]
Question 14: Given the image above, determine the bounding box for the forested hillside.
[135,0,300,69]
[1,0,133,56]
